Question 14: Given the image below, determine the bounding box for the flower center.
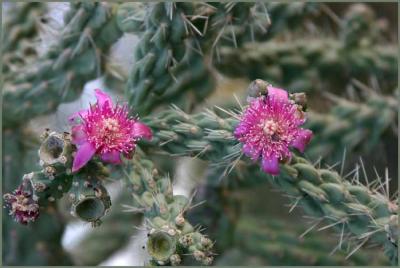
[263,119,279,136]
[103,118,119,133]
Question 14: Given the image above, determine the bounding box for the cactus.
[3,2,123,128]
[2,2,47,77]
[215,39,397,94]
[122,156,214,265]
[3,3,398,266]
[123,2,272,115]
[221,218,389,265]
[198,2,271,53]
[2,3,47,52]
[340,4,385,47]
[139,82,398,264]
[306,90,398,160]
[261,2,322,39]
[124,2,215,116]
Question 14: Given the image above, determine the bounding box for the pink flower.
[3,183,40,225]
[69,89,152,172]
[234,86,312,175]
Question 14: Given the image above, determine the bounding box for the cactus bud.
[246,79,270,101]
[179,234,193,247]
[290,92,307,110]
[169,254,181,266]
[175,214,185,226]
[193,250,205,261]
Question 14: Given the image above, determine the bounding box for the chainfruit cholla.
[234,85,313,175]
[69,89,153,172]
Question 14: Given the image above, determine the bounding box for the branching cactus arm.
[140,79,398,264]
[122,157,214,265]
[3,2,123,128]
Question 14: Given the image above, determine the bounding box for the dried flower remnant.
[69,89,153,172]
[234,85,312,175]
[3,181,40,225]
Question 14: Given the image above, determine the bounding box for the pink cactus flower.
[234,86,312,175]
[4,183,40,225]
[69,89,152,172]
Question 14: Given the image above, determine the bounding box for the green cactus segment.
[140,105,398,264]
[340,4,384,47]
[69,174,111,227]
[2,2,47,77]
[2,3,47,52]
[222,218,389,266]
[215,39,397,94]
[124,158,214,265]
[116,2,147,33]
[199,2,271,51]
[124,2,215,116]
[306,92,398,160]
[262,2,321,39]
[142,89,397,166]
[140,106,237,162]
[3,2,123,129]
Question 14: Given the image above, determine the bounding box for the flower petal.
[132,121,153,140]
[267,86,288,102]
[234,124,247,138]
[95,89,113,108]
[242,144,260,161]
[71,125,87,145]
[261,155,280,175]
[68,109,88,125]
[291,129,313,153]
[72,142,96,172]
[100,151,122,164]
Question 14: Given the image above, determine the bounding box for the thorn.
[288,196,302,213]
[340,148,347,176]
[299,218,323,238]
[345,237,369,259]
